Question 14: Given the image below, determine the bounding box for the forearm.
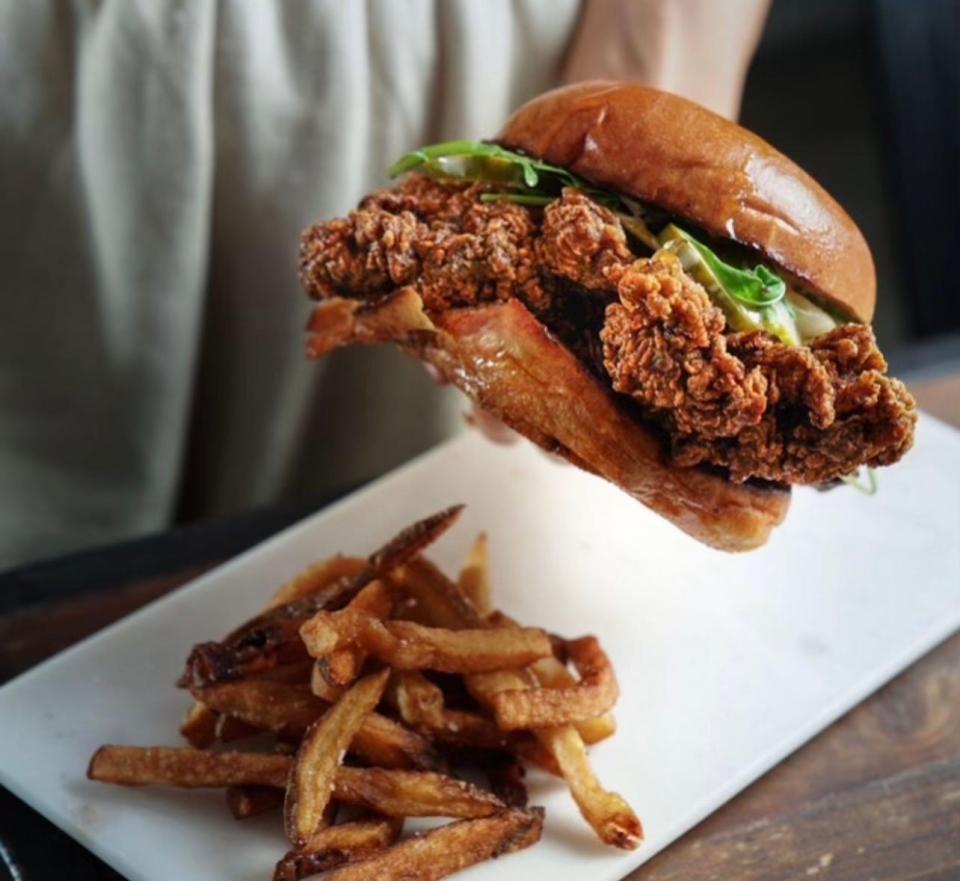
[561,0,770,119]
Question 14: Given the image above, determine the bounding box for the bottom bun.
[306,288,790,551]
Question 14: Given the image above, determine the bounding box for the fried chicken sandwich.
[299,82,916,551]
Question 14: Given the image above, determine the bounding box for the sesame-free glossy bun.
[498,81,876,322]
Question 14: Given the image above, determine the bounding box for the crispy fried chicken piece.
[600,253,770,439]
[673,326,917,483]
[419,197,548,312]
[601,256,916,483]
[300,179,916,484]
[300,176,549,314]
[536,189,633,291]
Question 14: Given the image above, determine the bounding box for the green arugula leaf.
[388,140,604,199]
[675,229,786,308]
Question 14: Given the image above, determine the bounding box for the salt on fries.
[87,507,641,880]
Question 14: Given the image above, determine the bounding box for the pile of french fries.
[87,506,641,880]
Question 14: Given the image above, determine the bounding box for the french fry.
[268,556,368,609]
[198,509,463,691]
[317,649,362,688]
[457,533,492,617]
[274,818,403,881]
[368,537,636,846]
[314,581,394,691]
[311,661,346,702]
[323,808,544,881]
[488,611,616,743]
[178,560,357,728]
[390,671,512,750]
[539,725,642,849]
[367,506,464,577]
[392,556,483,629]
[301,613,551,673]
[332,767,504,819]
[284,670,390,844]
[389,671,445,727]
[466,668,641,849]
[88,746,504,823]
[226,784,286,819]
[187,677,441,769]
[180,635,309,690]
[526,653,616,743]
[301,580,392,656]
[190,681,326,734]
[87,746,292,789]
[179,702,218,748]
[351,711,446,772]
[491,636,618,730]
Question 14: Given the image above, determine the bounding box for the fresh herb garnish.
[389,140,584,191]
[389,140,616,204]
[840,467,878,495]
[669,228,786,308]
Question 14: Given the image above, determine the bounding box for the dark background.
[740,0,959,359]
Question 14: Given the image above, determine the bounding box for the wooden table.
[1,377,958,880]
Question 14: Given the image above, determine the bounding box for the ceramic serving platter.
[1,415,958,881]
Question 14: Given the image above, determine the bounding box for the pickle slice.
[657,225,800,345]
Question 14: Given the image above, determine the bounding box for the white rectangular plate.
[1,415,959,881]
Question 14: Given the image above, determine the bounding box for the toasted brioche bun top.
[498,81,876,323]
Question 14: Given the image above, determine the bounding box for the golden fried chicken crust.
[300,177,916,485]
[600,256,916,484]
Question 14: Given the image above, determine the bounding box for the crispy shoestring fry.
[324,809,544,881]
[87,746,292,789]
[268,556,369,610]
[457,532,492,617]
[311,660,346,702]
[392,556,483,629]
[181,509,464,692]
[284,670,390,844]
[488,611,617,744]
[180,559,363,743]
[313,581,395,691]
[492,636,619,730]
[351,711,446,772]
[368,507,464,576]
[301,613,551,673]
[540,724,642,848]
[89,745,512,822]
[274,818,403,881]
[190,681,326,734]
[390,671,514,750]
[332,766,505,818]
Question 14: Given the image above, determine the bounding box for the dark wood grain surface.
[0,376,958,880]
